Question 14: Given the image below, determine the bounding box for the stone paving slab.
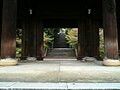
[0,82,120,90]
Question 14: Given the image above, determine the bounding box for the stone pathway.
[0,60,120,89]
[0,60,120,83]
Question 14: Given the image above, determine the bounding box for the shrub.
[65,28,78,48]
[99,28,105,59]
[16,28,22,57]
[44,32,54,49]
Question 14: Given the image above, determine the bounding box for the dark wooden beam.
[78,19,86,59]
[36,19,43,60]
[117,20,120,53]
[102,0,119,59]
[27,16,36,57]
[85,19,92,56]
[85,18,99,58]
[21,13,43,60]
[0,0,2,56]
[93,19,99,59]
[21,17,29,59]
[1,0,17,58]
[78,18,99,60]
[21,15,37,59]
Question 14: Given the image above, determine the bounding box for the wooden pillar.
[102,0,119,59]
[85,18,99,58]
[78,19,86,59]
[36,19,43,60]
[21,16,37,59]
[21,17,29,59]
[27,16,36,57]
[1,0,17,58]
[117,20,120,54]
[85,19,92,56]
[93,19,99,59]
[78,18,99,60]
[22,17,43,60]
[0,0,2,56]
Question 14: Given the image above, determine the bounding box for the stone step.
[0,82,120,90]
[47,48,76,57]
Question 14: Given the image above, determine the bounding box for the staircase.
[46,48,76,59]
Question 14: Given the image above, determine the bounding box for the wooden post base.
[36,57,43,61]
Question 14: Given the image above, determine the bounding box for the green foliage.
[44,28,61,49]
[44,28,60,37]
[65,28,78,48]
[44,32,54,49]
[16,28,22,57]
[99,48,104,59]
[99,28,105,59]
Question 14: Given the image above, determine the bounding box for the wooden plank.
[36,19,43,60]
[1,0,17,58]
[21,9,41,60]
[0,0,2,56]
[117,20,120,54]
[92,19,99,59]
[85,19,92,56]
[27,16,35,57]
[77,19,86,59]
[21,17,29,59]
[94,19,99,58]
[78,18,99,60]
[21,16,37,59]
[102,0,119,59]
[86,18,99,58]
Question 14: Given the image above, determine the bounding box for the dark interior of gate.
[0,0,120,60]
[16,0,120,28]
[17,0,102,28]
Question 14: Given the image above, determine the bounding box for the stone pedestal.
[103,58,120,66]
[0,58,18,66]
